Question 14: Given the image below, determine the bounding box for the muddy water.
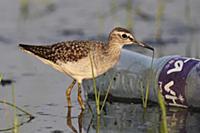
[0,0,200,132]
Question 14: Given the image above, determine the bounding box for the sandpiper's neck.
[104,42,122,64]
[93,41,122,76]
[107,40,122,53]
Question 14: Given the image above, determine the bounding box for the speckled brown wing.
[19,41,103,64]
[50,41,91,62]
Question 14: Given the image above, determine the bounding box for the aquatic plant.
[158,89,168,133]
[89,52,100,115]
[0,79,34,132]
[12,83,19,133]
[155,0,165,40]
[20,0,29,19]
[0,99,34,132]
[89,52,115,115]
[0,73,2,83]
[141,51,155,109]
[125,0,134,31]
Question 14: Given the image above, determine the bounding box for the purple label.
[158,57,199,108]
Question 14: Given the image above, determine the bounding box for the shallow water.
[0,0,200,132]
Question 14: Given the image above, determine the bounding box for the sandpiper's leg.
[77,83,85,110]
[66,80,76,107]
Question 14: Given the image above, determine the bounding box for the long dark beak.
[136,41,154,51]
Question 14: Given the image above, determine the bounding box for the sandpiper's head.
[108,27,154,51]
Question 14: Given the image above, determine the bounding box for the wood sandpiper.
[19,27,153,110]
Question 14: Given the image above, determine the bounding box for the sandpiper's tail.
[19,44,49,56]
[19,44,57,62]
[19,43,65,73]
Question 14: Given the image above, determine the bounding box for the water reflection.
[66,107,84,133]
[81,102,161,133]
[65,102,200,133]
[0,100,34,132]
[0,0,200,132]
[166,108,188,133]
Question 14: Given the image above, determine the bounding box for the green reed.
[184,0,199,58]
[100,72,115,113]
[195,40,199,58]
[140,70,168,132]
[12,83,19,133]
[138,80,145,107]
[141,50,168,132]
[96,115,100,133]
[0,100,33,121]
[142,51,155,109]
[110,0,118,25]
[155,0,165,40]
[126,0,134,31]
[0,99,34,132]
[20,0,29,10]
[158,89,168,133]
[0,79,34,132]
[184,0,192,57]
[20,0,29,19]
[0,73,2,83]
[89,52,115,115]
[89,52,100,115]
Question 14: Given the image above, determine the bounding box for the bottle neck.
[117,49,178,82]
[117,49,153,71]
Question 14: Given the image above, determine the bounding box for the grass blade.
[158,90,168,133]
[100,73,116,113]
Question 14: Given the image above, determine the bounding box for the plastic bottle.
[82,49,200,108]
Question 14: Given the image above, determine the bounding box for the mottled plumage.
[19,27,153,110]
[20,41,101,63]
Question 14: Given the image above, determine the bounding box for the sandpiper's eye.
[122,34,128,39]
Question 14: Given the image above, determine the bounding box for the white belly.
[58,57,97,83]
